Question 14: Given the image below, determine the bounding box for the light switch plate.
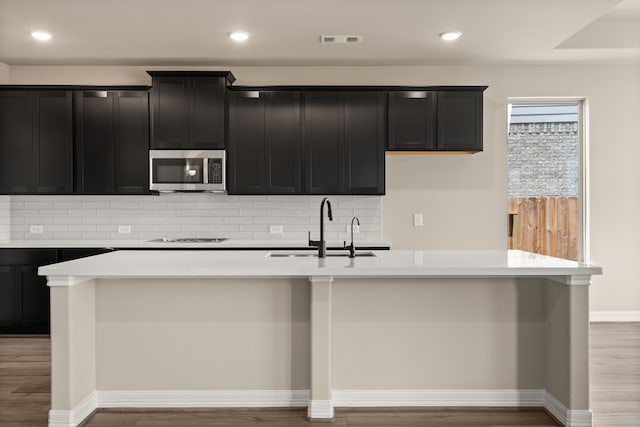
[346,224,360,233]
[270,225,283,234]
[29,225,44,234]
[413,213,423,227]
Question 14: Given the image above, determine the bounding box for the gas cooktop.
[148,237,228,243]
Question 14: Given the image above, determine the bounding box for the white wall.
[0,63,11,241]
[8,64,640,313]
[0,61,9,82]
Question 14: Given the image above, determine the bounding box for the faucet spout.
[319,197,333,258]
[346,216,360,258]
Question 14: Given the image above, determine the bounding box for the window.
[507,102,586,261]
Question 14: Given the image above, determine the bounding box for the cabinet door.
[228,91,265,194]
[436,91,483,151]
[343,92,385,194]
[0,91,36,193]
[150,77,189,149]
[265,92,301,194]
[18,265,49,333]
[304,92,342,194]
[387,91,436,150]
[36,91,73,193]
[75,91,114,193]
[0,266,17,331]
[189,77,225,149]
[114,91,149,194]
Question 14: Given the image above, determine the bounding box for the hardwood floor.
[1,323,638,426]
[0,336,50,427]
[590,322,640,426]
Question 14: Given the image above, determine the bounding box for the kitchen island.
[39,249,601,427]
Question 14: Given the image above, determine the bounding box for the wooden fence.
[508,197,578,260]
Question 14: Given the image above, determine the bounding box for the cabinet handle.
[401,91,428,99]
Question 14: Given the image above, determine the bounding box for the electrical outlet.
[270,225,283,234]
[29,225,44,234]
[413,213,423,227]
[346,224,360,233]
[118,225,131,234]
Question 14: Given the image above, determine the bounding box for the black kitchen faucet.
[308,197,333,258]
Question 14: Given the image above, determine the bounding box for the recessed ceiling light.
[30,31,52,41]
[229,32,249,42]
[439,31,462,41]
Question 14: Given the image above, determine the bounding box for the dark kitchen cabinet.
[228,91,301,194]
[386,88,485,152]
[148,71,235,150]
[0,90,72,194]
[436,90,483,151]
[387,91,436,151]
[114,92,150,193]
[75,90,149,194]
[0,249,57,334]
[303,91,385,195]
[0,248,112,334]
[343,92,385,194]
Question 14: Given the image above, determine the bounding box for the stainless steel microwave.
[149,150,226,192]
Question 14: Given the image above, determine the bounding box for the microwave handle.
[203,158,209,184]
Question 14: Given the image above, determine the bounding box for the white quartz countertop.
[38,249,602,285]
[0,238,390,249]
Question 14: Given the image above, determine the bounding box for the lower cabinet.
[0,248,111,334]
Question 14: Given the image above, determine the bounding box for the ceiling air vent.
[320,35,363,44]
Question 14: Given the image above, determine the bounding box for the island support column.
[308,276,334,420]
[47,277,97,427]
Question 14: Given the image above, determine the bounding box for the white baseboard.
[97,389,310,408]
[48,391,97,427]
[545,391,592,427]
[307,399,334,418]
[48,388,592,427]
[334,389,592,427]
[590,311,640,322]
[332,389,545,407]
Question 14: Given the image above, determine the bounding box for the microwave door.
[151,158,206,191]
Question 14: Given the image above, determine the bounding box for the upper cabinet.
[387,91,436,150]
[148,71,235,150]
[436,90,483,152]
[75,90,149,194]
[228,91,302,194]
[386,87,486,152]
[304,91,385,195]
[0,90,73,194]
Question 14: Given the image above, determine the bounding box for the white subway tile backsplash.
[69,224,98,232]
[240,224,269,232]
[82,202,111,209]
[226,217,253,225]
[54,217,83,225]
[24,202,53,209]
[82,217,111,225]
[53,232,82,239]
[81,232,111,239]
[8,194,381,242]
[196,217,227,225]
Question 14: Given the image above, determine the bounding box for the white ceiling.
[0,0,638,66]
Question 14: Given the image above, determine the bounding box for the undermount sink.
[267,251,376,258]
[149,237,228,243]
